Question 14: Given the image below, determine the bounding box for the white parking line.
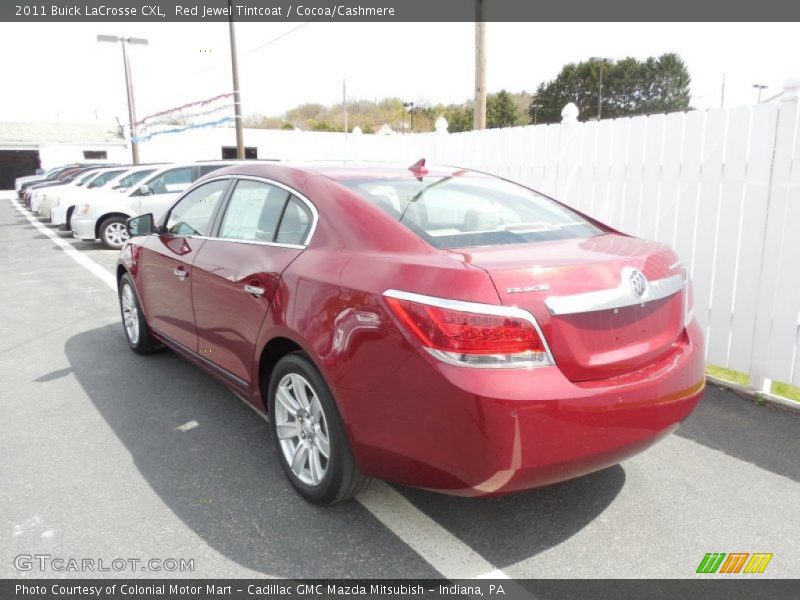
[9,197,509,580]
[11,198,116,291]
[358,482,509,579]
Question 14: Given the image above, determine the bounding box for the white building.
[0,122,128,189]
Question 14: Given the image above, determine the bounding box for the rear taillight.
[383,290,552,368]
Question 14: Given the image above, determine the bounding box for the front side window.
[77,171,100,186]
[144,167,192,195]
[116,169,156,189]
[218,180,289,242]
[341,175,604,249]
[165,180,229,237]
[87,169,125,188]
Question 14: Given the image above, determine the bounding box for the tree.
[530,53,691,124]
[438,103,474,133]
[487,90,521,128]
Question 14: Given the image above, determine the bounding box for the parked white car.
[71,162,235,249]
[37,167,128,220]
[51,165,165,230]
[15,167,57,192]
[31,167,101,213]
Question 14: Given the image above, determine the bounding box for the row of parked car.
[16,160,240,248]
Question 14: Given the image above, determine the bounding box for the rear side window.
[166,180,229,236]
[341,175,603,249]
[275,196,312,245]
[197,164,227,177]
[218,180,289,242]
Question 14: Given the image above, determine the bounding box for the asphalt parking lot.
[1,193,799,579]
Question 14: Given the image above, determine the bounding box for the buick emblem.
[628,269,647,298]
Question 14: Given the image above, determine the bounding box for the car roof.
[205,160,476,183]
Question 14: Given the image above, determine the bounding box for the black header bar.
[2,0,800,22]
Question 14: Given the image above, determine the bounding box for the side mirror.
[136,184,152,196]
[126,213,155,237]
[35,168,45,175]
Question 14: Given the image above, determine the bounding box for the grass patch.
[705,364,800,404]
[772,381,800,402]
[706,365,749,387]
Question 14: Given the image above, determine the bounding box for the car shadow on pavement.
[395,466,625,569]
[676,385,800,483]
[65,324,624,577]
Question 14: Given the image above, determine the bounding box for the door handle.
[244,284,265,297]
[173,267,188,280]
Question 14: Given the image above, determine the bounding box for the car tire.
[267,351,370,505]
[118,273,161,355]
[99,216,130,249]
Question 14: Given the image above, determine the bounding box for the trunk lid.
[450,233,686,382]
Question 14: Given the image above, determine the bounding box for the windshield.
[342,175,604,249]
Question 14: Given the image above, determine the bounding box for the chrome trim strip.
[177,173,319,247]
[382,289,555,367]
[544,270,684,316]
[424,348,550,370]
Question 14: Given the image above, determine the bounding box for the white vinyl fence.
[140,80,800,388]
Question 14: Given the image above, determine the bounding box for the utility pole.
[97,35,148,164]
[228,0,244,159]
[473,0,486,130]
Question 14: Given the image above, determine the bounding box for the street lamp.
[531,104,543,126]
[753,83,768,104]
[589,57,611,120]
[403,101,415,133]
[97,35,148,164]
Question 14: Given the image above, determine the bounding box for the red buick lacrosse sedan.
[117,161,705,504]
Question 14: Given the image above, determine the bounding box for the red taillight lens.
[384,292,551,367]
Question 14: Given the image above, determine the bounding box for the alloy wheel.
[120,283,140,344]
[105,222,129,248]
[274,373,331,486]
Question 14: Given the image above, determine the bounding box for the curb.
[707,375,800,416]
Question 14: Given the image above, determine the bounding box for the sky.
[0,21,798,124]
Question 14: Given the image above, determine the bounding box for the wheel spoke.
[310,447,323,484]
[276,385,300,416]
[315,428,330,458]
[309,395,323,420]
[276,421,301,440]
[291,374,311,410]
[291,443,309,475]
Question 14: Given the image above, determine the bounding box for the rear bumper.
[71,215,96,241]
[38,199,53,219]
[338,321,705,496]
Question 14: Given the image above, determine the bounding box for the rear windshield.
[341,175,604,249]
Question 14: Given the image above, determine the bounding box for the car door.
[137,179,232,351]
[133,166,194,219]
[191,178,315,388]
